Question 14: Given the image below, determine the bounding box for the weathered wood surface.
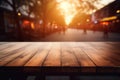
[0,42,120,67]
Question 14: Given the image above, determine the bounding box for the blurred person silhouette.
[83,25,87,34]
[103,24,109,39]
[62,26,67,35]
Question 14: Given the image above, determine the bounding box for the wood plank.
[0,42,8,45]
[73,47,96,66]
[0,42,120,67]
[43,43,61,66]
[5,43,43,66]
[0,45,29,66]
[90,42,119,51]
[79,43,115,66]
[25,43,52,66]
[0,43,15,51]
[0,43,30,59]
[61,42,80,66]
[103,42,120,52]
[0,42,30,52]
[89,42,120,66]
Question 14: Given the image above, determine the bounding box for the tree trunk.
[12,0,22,41]
[42,3,47,37]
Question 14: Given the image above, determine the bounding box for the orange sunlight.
[56,0,80,25]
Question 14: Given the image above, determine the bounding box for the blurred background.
[0,0,120,41]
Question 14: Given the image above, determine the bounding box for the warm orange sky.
[56,0,115,25]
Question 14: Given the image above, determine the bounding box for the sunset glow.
[56,0,115,25]
[56,0,80,25]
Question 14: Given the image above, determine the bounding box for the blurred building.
[93,0,120,21]
[0,7,39,37]
[92,0,120,32]
[0,7,15,35]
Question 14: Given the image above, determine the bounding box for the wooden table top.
[0,42,120,67]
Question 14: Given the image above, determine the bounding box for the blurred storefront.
[0,7,40,40]
[0,7,16,35]
[92,0,120,32]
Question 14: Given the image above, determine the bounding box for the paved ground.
[38,28,120,41]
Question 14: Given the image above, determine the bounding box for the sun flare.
[56,0,115,25]
[56,0,80,25]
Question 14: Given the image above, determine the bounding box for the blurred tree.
[22,0,58,36]
[0,0,31,41]
[0,0,109,38]
[0,0,59,37]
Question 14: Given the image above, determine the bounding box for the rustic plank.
[0,45,29,66]
[0,42,30,52]
[61,43,80,66]
[90,42,119,51]
[43,43,61,66]
[0,43,15,51]
[0,42,120,67]
[0,42,8,45]
[89,42,120,66]
[25,43,52,66]
[0,43,30,59]
[5,43,43,66]
[104,42,120,52]
[79,43,115,66]
[73,47,95,66]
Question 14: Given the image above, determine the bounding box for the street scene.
[38,28,120,41]
[0,0,120,41]
[0,0,120,80]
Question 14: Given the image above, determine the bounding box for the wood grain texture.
[0,42,119,67]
